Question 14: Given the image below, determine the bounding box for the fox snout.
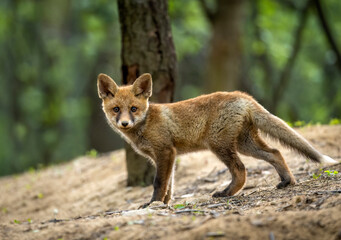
[117,120,133,129]
[116,111,134,129]
[117,120,132,129]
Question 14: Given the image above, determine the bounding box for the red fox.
[97,73,336,208]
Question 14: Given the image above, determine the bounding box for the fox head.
[97,73,152,131]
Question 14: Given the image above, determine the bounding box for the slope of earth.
[0,125,340,240]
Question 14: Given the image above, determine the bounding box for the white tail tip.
[320,155,338,164]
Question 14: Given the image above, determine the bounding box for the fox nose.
[121,121,129,127]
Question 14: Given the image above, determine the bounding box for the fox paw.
[276,179,295,189]
[212,190,228,198]
[138,202,151,209]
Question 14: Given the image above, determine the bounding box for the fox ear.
[97,73,118,99]
[132,73,152,98]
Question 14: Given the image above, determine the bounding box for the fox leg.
[164,165,175,204]
[237,130,296,188]
[211,147,247,197]
[140,147,176,208]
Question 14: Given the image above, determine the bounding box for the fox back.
[97,73,336,209]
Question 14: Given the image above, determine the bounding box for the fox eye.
[113,107,120,113]
[131,106,137,112]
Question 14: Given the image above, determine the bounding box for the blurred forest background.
[0,0,340,177]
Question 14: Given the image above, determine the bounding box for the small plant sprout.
[27,218,32,223]
[37,193,44,199]
[86,149,98,158]
[176,158,181,165]
[312,169,338,179]
[294,120,306,128]
[28,167,36,174]
[114,226,119,231]
[324,170,338,177]
[2,208,8,214]
[312,173,321,179]
[14,219,21,224]
[173,204,186,209]
[286,121,293,127]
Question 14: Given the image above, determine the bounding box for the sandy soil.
[0,125,340,240]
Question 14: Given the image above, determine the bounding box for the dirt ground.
[0,125,340,240]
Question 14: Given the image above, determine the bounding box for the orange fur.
[97,73,334,208]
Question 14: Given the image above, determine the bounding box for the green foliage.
[245,0,341,123]
[169,0,209,60]
[2,208,8,214]
[312,173,321,179]
[288,119,338,128]
[0,0,120,176]
[28,167,36,175]
[286,121,293,127]
[293,121,306,128]
[13,219,21,224]
[329,118,341,125]
[173,203,186,209]
[86,149,98,158]
[1,0,340,177]
[37,193,44,199]
[312,169,338,179]
[324,170,338,176]
[176,158,181,165]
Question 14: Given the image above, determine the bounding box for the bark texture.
[200,0,245,92]
[118,0,177,186]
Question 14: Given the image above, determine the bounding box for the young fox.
[97,73,336,208]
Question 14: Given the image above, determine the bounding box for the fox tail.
[252,109,337,164]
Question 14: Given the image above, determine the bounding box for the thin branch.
[270,0,312,112]
[198,0,215,23]
[313,0,341,72]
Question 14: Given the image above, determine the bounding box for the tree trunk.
[118,0,177,186]
[200,0,245,92]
